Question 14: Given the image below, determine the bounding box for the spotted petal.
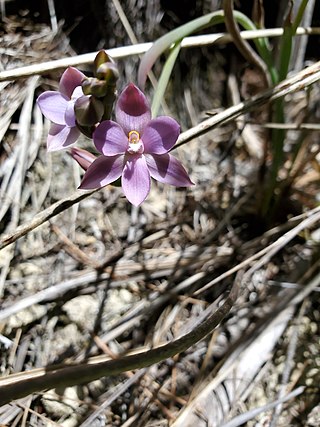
[47,123,80,151]
[79,155,124,189]
[145,153,194,186]
[142,116,180,154]
[93,121,128,156]
[37,92,69,125]
[115,83,151,135]
[59,67,86,99]
[122,154,151,206]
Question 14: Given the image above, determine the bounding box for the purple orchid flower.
[79,83,194,206]
[37,67,85,151]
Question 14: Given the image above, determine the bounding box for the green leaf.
[138,10,272,89]
[141,9,278,116]
[151,41,181,117]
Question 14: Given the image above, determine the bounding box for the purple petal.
[142,116,180,154]
[93,121,128,156]
[79,155,124,189]
[69,147,97,171]
[115,83,151,135]
[71,86,84,100]
[122,154,150,206]
[37,92,69,125]
[47,123,80,151]
[64,100,76,127]
[59,67,86,99]
[145,153,194,186]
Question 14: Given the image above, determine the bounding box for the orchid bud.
[94,50,112,74]
[81,77,94,96]
[82,77,110,98]
[74,95,104,127]
[96,62,119,84]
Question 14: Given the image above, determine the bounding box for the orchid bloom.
[37,67,85,151]
[79,83,193,206]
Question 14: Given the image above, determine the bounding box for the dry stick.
[0,204,316,324]
[0,280,238,405]
[290,0,316,72]
[174,59,320,149]
[0,189,98,250]
[261,123,320,130]
[0,28,319,82]
[219,386,305,427]
[223,0,270,86]
[79,369,148,427]
[1,60,320,252]
[242,206,320,280]
[269,301,306,427]
[195,205,320,296]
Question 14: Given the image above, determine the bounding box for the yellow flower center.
[128,130,140,143]
[127,130,144,154]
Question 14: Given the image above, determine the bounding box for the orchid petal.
[71,86,84,100]
[79,155,124,189]
[142,116,180,154]
[64,100,76,127]
[122,154,150,206]
[69,147,97,171]
[47,123,80,151]
[59,67,86,98]
[115,83,151,135]
[93,121,128,156]
[37,92,69,125]
[145,153,194,186]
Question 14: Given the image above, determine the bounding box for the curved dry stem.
[223,0,270,86]
[0,280,238,405]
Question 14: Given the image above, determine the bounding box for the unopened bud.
[75,95,104,126]
[82,77,111,98]
[81,77,94,96]
[94,50,113,75]
[96,62,119,84]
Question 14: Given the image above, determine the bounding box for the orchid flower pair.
[37,67,86,152]
[37,64,193,206]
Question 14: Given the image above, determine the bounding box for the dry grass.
[0,6,320,427]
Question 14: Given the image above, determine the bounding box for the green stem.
[263,0,310,218]
[292,0,309,33]
[151,41,182,117]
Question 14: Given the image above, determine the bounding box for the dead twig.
[223,0,270,86]
[0,189,99,250]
